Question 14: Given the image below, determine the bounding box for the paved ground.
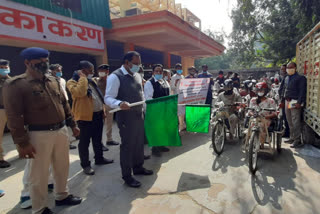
[1,123,320,214]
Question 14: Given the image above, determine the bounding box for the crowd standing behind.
[0,47,308,213]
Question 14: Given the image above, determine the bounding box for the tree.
[228,0,320,68]
[195,52,234,70]
[196,29,235,70]
[203,29,227,45]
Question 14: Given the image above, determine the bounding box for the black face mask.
[32,62,49,74]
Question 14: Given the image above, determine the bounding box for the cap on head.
[218,70,224,75]
[175,63,182,69]
[188,66,196,71]
[20,47,49,60]
[79,61,94,69]
[98,64,110,70]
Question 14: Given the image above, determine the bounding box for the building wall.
[10,0,112,28]
[170,54,181,68]
[106,41,183,71]
[0,45,97,80]
[135,46,164,68]
[107,40,125,72]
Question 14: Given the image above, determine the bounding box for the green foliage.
[228,0,320,68]
[196,0,320,69]
[195,52,233,70]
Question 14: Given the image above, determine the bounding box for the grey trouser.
[116,111,144,179]
[285,100,302,142]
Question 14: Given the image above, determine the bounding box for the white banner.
[0,0,104,51]
[178,78,210,105]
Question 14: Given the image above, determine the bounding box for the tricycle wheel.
[212,121,226,155]
[248,131,259,174]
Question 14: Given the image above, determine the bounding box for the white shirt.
[170,74,184,95]
[144,78,156,101]
[144,77,171,101]
[104,65,144,109]
[58,77,69,101]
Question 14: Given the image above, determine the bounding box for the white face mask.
[87,74,94,79]
[164,76,168,81]
[130,64,140,73]
[98,72,106,77]
[258,92,264,97]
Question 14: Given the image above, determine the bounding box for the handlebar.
[214,103,244,108]
[246,107,276,112]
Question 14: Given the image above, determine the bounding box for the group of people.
[0,46,307,214]
[0,49,154,214]
[213,62,306,149]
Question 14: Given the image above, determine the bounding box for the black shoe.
[133,168,153,176]
[102,144,109,152]
[290,141,304,148]
[152,150,162,157]
[0,160,10,168]
[83,167,95,175]
[124,177,141,188]
[160,147,170,152]
[106,141,119,146]
[95,158,114,165]
[55,194,82,206]
[144,155,151,160]
[285,139,294,144]
[48,184,54,192]
[69,144,77,150]
[41,207,54,214]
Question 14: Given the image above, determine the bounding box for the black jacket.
[279,73,307,104]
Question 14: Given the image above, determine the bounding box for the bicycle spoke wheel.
[248,131,259,174]
[212,121,225,155]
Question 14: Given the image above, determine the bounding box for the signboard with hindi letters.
[178,78,210,105]
[0,0,104,52]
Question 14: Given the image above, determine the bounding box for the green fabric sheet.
[185,104,211,133]
[145,95,181,147]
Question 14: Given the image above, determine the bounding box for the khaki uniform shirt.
[94,77,107,97]
[0,75,10,108]
[3,73,76,147]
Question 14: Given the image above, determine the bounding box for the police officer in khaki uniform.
[0,59,11,168]
[94,64,119,150]
[3,47,82,214]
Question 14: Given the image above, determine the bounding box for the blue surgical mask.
[55,72,62,77]
[130,64,140,73]
[0,68,10,76]
[177,70,183,74]
[154,74,163,81]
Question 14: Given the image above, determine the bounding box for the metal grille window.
[51,0,82,13]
